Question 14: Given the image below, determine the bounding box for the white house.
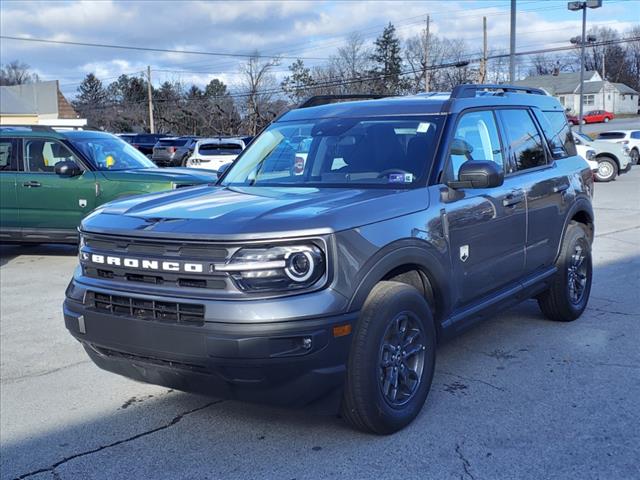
[514,71,639,115]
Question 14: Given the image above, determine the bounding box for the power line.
[0,35,329,61]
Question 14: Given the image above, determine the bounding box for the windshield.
[576,132,593,143]
[221,116,443,188]
[72,136,157,171]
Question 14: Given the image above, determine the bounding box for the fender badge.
[460,245,469,262]
[79,199,87,208]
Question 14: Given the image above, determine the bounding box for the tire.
[341,281,436,435]
[594,156,618,182]
[631,148,639,165]
[603,117,609,123]
[537,222,592,322]
[181,156,190,167]
[580,119,586,125]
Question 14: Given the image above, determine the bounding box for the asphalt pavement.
[581,115,640,136]
[1,168,639,480]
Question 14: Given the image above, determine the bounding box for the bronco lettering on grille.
[83,253,204,273]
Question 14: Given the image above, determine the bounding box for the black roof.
[281,87,563,122]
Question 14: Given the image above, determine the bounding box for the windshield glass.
[72,136,157,171]
[199,143,243,155]
[221,116,443,188]
[576,132,593,143]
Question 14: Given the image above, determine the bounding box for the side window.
[499,109,548,172]
[24,139,79,173]
[533,110,577,159]
[631,131,640,140]
[448,110,503,180]
[0,138,19,171]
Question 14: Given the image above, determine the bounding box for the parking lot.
[0,169,638,480]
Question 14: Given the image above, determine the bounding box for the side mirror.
[54,160,82,177]
[448,161,504,189]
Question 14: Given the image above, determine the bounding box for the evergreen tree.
[281,59,315,103]
[75,73,107,107]
[370,23,404,94]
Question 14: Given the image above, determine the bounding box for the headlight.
[216,244,326,292]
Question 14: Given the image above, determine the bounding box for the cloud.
[0,0,633,97]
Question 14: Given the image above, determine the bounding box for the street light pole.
[568,0,602,133]
[578,6,586,132]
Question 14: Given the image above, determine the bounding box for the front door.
[16,137,96,233]
[0,137,20,239]
[442,110,526,308]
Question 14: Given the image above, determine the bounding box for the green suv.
[0,127,217,243]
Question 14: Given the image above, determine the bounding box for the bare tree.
[239,52,280,135]
[0,60,40,86]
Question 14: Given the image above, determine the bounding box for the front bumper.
[63,285,356,411]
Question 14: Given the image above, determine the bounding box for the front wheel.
[537,222,592,322]
[630,148,639,165]
[594,157,618,182]
[341,281,436,435]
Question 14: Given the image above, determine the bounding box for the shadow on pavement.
[0,243,77,267]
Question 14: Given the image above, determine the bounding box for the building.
[514,71,639,115]
[0,80,87,129]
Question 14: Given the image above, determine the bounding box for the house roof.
[0,81,80,118]
[0,87,36,115]
[613,83,639,95]
[512,71,599,94]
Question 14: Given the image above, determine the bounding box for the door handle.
[22,181,41,188]
[503,192,525,207]
[554,183,570,193]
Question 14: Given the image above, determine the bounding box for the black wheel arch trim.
[555,197,594,262]
[346,239,451,329]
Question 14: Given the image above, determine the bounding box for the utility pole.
[424,15,430,92]
[509,0,516,82]
[602,51,606,110]
[146,65,155,134]
[480,16,488,83]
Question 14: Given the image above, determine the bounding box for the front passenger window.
[24,139,79,173]
[449,110,503,181]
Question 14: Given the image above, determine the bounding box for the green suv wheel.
[341,281,436,434]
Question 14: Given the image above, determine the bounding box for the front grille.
[91,345,206,371]
[81,233,232,291]
[89,291,205,326]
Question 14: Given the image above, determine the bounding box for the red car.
[568,110,615,125]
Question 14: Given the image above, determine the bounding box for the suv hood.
[81,185,429,240]
[99,167,217,184]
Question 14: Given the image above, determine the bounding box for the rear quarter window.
[534,110,577,159]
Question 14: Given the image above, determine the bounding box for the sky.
[1,0,638,98]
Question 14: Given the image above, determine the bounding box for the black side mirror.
[54,160,82,177]
[448,161,504,189]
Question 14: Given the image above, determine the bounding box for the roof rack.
[298,94,387,109]
[451,84,547,99]
[0,124,56,132]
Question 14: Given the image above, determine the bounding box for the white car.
[595,130,640,165]
[186,138,249,172]
[574,143,598,173]
[572,131,632,182]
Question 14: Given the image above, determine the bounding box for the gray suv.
[64,86,594,434]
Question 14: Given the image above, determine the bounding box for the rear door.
[498,108,571,274]
[16,137,97,232]
[0,137,20,239]
[443,109,527,308]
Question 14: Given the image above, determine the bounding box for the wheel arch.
[596,153,620,169]
[556,198,594,261]
[346,241,451,339]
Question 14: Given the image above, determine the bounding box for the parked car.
[0,127,217,243]
[595,130,640,165]
[574,143,598,173]
[572,131,632,182]
[65,85,595,434]
[567,110,614,125]
[151,136,199,167]
[186,137,249,172]
[117,133,168,157]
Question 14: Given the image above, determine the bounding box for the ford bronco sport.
[64,85,594,434]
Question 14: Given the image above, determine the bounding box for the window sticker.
[388,173,414,183]
[417,122,431,133]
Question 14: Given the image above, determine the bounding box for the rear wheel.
[537,222,592,322]
[341,281,436,434]
[594,156,618,182]
[631,148,639,165]
[604,117,610,123]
